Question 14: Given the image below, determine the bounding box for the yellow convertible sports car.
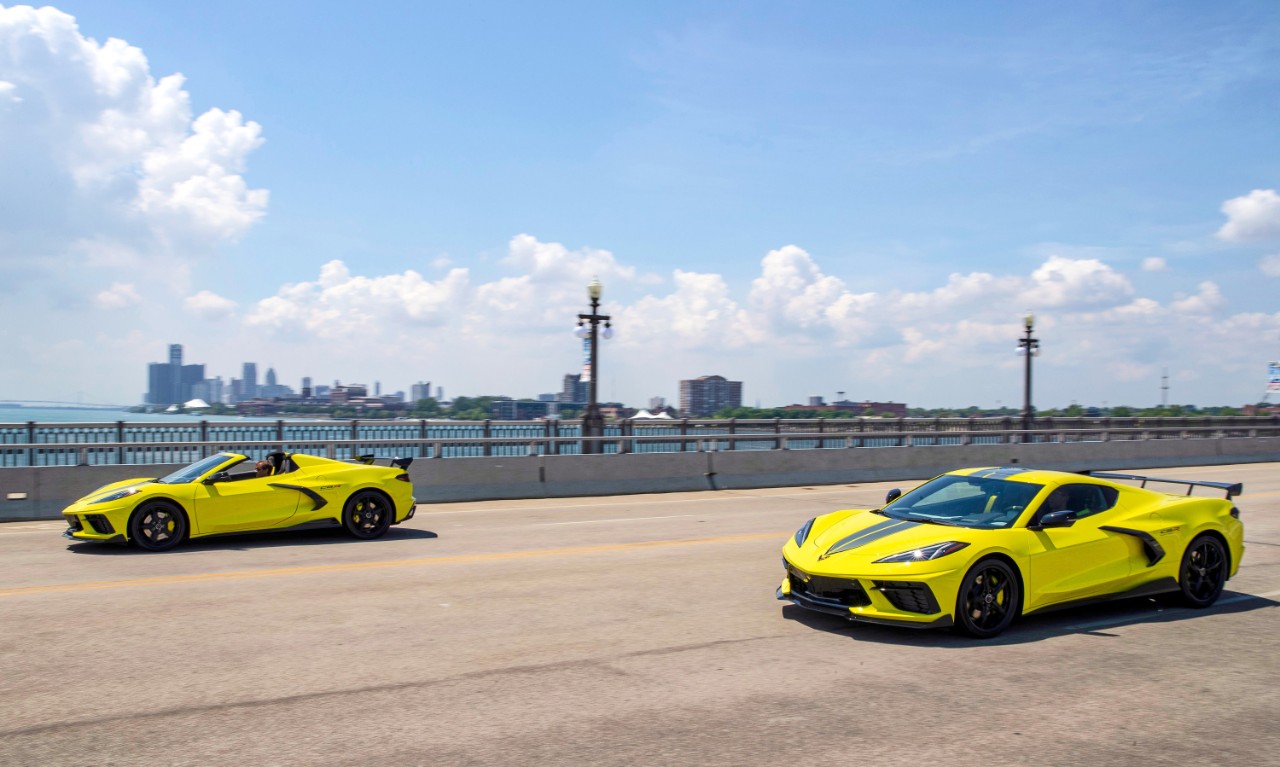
[62,451,417,551]
[778,467,1244,638]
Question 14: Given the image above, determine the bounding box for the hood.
[794,510,983,571]
[82,478,154,501]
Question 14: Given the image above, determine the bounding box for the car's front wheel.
[129,501,187,552]
[954,558,1020,638]
[1178,534,1227,608]
[342,490,393,540]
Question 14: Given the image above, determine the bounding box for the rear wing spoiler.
[1086,471,1242,499]
[349,455,414,470]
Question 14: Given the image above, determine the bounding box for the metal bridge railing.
[1,416,1277,467]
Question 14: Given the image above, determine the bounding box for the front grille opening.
[789,568,872,607]
[873,581,941,614]
[85,514,115,535]
[66,515,83,533]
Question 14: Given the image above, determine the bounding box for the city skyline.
[2,3,1278,409]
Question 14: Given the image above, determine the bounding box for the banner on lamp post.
[1268,361,1280,393]
[580,337,593,383]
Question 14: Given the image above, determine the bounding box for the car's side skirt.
[189,517,343,541]
[1023,577,1180,616]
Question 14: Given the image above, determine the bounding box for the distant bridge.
[0,400,130,410]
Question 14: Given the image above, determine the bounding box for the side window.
[1055,484,1119,520]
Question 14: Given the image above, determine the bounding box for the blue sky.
[1,2,1278,409]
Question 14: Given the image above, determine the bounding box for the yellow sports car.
[778,467,1244,638]
[62,451,417,551]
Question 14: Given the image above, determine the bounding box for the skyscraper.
[144,344,204,405]
[242,362,258,400]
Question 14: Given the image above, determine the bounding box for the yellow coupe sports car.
[778,467,1244,638]
[62,451,417,551]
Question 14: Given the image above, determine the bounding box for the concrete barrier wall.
[4,438,1278,521]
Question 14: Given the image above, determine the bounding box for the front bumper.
[777,561,957,629]
[63,510,129,545]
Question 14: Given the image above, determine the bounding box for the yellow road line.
[0,531,788,599]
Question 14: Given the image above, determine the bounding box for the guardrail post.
[962,417,973,445]
[275,419,284,452]
[728,418,737,451]
[419,419,428,458]
[117,420,126,464]
[77,446,88,466]
[620,419,632,454]
[774,417,782,450]
[26,421,34,468]
[680,419,689,452]
[483,420,492,457]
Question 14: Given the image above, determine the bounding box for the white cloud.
[1142,257,1166,271]
[94,282,140,309]
[246,260,471,338]
[748,245,848,329]
[1170,282,1225,314]
[0,4,267,278]
[618,269,757,348]
[1260,254,1280,277]
[184,290,238,320]
[1217,189,1280,242]
[1021,255,1133,308]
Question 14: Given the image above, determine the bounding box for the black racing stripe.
[821,519,921,560]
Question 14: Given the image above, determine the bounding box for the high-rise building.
[411,381,432,402]
[679,375,743,417]
[301,377,313,399]
[560,373,588,404]
[144,344,204,405]
[265,367,277,387]
[242,362,258,400]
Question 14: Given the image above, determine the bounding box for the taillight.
[395,473,411,483]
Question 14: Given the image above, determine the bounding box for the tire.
[342,490,393,540]
[953,558,1020,639]
[129,501,187,552]
[1178,535,1227,608]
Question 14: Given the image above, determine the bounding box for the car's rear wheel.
[1178,535,1227,608]
[342,490,393,540]
[129,501,187,552]
[954,558,1019,639]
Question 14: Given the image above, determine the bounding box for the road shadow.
[65,526,439,555]
[778,589,1280,647]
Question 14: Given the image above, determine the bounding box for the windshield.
[155,453,241,485]
[884,474,1044,529]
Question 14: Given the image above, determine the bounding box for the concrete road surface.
[1,464,1277,766]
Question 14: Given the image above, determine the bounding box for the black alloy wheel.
[343,490,393,540]
[1179,535,1227,608]
[954,559,1020,639]
[129,502,187,552]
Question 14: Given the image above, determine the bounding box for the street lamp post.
[1017,312,1040,436]
[576,278,612,454]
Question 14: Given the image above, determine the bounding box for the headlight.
[793,518,815,547]
[91,487,143,504]
[873,541,969,563]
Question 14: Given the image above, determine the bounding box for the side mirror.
[203,471,230,485]
[885,488,902,504]
[1032,509,1076,530]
